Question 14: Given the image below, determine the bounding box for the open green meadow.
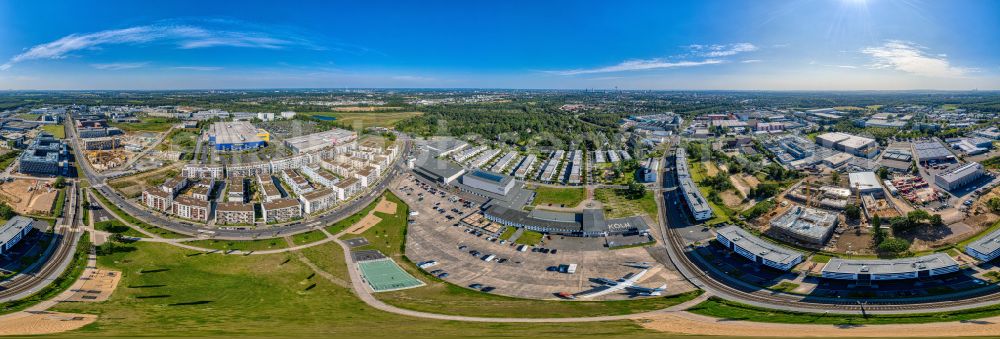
[41,124,66,138]
[302,111,423,128]
[531,186,585,208]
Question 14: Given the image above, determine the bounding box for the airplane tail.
[655,284,667,291]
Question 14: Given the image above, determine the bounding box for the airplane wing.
[577,270,648,299]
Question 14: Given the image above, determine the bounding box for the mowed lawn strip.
[689,296,1000,325]
[183,238,289,252]
[50,239,668,337]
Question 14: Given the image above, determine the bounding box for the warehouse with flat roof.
[284,128,357,154]
[935,162,984,191]
[768,206,838,245]
[821,253,960,281]
[966,228,1000,262]
[0,216,35,255]
[716,225,804,271]
[207,121,268,151]
[913,140,954,162]
[461,170,515,196]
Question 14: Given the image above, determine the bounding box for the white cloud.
[172,66,223,71]
[548,59,723,76]
[861,40,970,78]
[91,62,148,70]
[689,43,758,57]
[391,75,435,81]
[741,59,763,63]
[1,23,314,70]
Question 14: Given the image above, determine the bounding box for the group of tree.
[700,172,733,191]
[625,180,647,199]
[747,182,781,200]
[884,210,943,233]
[741,200,775,220]
[870,216,911,255]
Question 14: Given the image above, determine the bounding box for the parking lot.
[392,173,695,300]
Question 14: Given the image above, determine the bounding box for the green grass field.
[594,188,659,223]
[95,220,147,238]
[351,192,408,257]
[531,186,586,208]
[515,230,544,245]
[49,240,676,338]
[91,189,189,239]
[111,117,178,132]
[325,197,379,234]
[290,229,328,245]
[302,111,423,128]
[688,296,1000,325]
[183,238,289,252]
[41,124,65,138]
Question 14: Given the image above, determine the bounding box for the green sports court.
[358,258,424,292]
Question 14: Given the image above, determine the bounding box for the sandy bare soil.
[374,198,397,214]
[64,269,121,302]
[703,161,719,177]
[347,214,383,234]
[640,311,1000,337]
[0,178,57,214]
[0,311,96,335]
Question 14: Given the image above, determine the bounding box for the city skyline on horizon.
[1,0,998,91]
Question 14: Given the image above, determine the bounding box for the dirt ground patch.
[107,164,181,198]
[703,161,719,177]
[719,190,744,208]
[347,214,383,234]
[730,177,750,198]
[374,197,397,214]
[63,270,121,302]
[0,311,96,336]
[640,311,1000,337]
[0,178,57,214]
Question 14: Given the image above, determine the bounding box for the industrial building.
[640,158,659,182]
[461,170,515,196]
[815,132,878,158]
[821,253,960,281]
[769,206,838,245]
[82,136,121,150]
[482,205,649,237]
[716,225,804,271]
[848,171,884,196]
[414,157,465,184]
[913,140,954,162]
[676,148,713,221]
[0,216,35,255]
[283,128,357,154]
[966,228,1000,262]
[18,134,69,176]
[934,162,984,191]
[207,121,269,151]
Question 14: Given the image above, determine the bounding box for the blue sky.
[0,0,998,90]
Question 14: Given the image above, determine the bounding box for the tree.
[53,176,65,189]
[877,237,910,254]
[844,204,861,220]
[930,214,944,227]
[877,167,890,180]
[0,203,15,220]
[830,171,841,185]
[625,180,646,199]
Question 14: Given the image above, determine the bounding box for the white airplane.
[625,284,668,296]
[577,270,648,299]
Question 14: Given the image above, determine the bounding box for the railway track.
[661,202,1000,313]
[0,226,79,300]
[0,183,82,301]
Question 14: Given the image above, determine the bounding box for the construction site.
[0,178,59,215]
